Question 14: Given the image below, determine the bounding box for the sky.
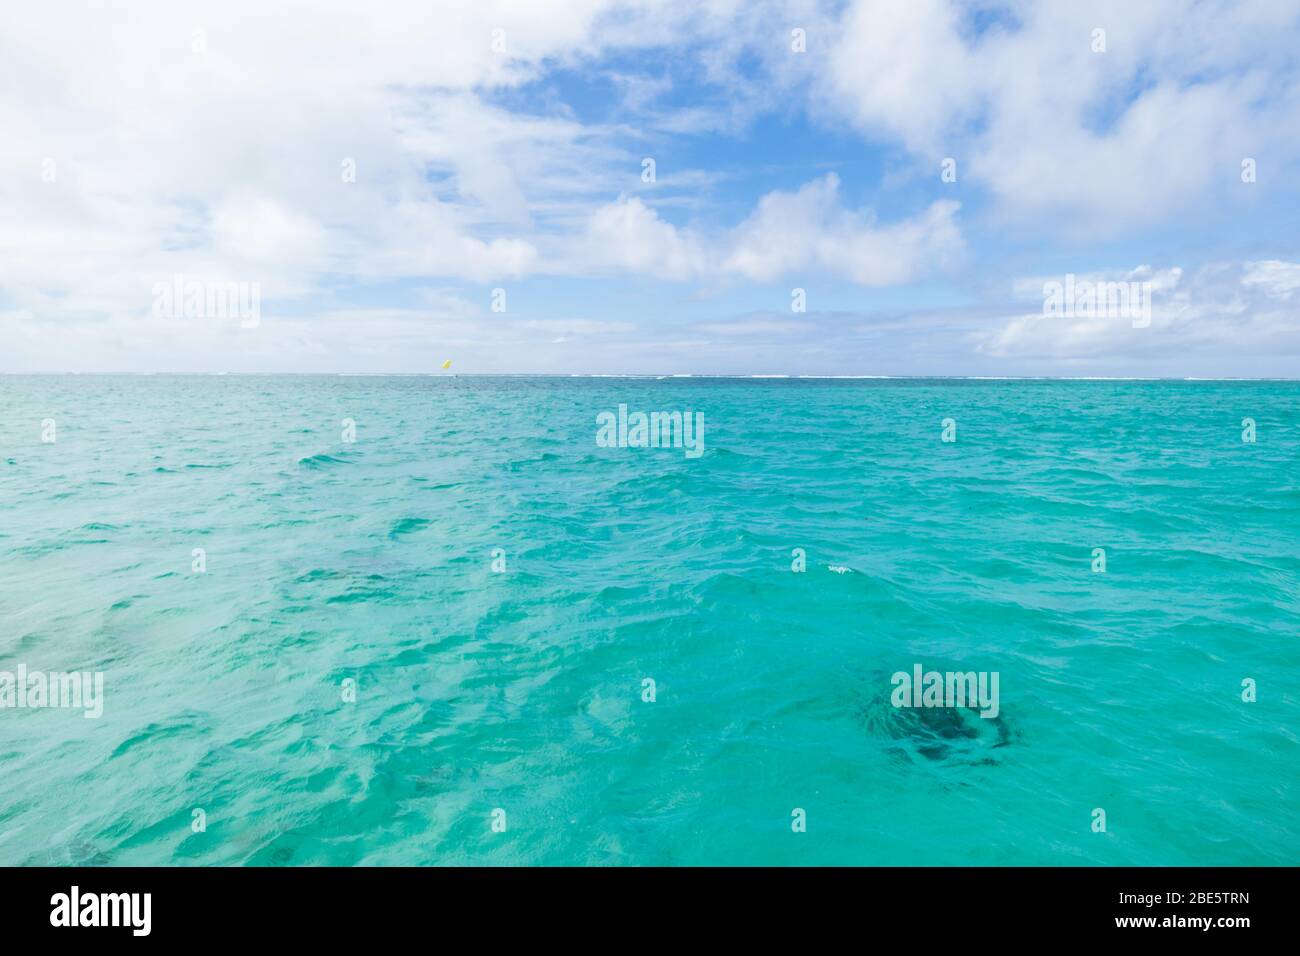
[2,0,1299,376]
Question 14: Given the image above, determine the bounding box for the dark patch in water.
[388,516,431,538]
[889,704,1011,762]
[855,680,1015,766]
[270,845,295,865]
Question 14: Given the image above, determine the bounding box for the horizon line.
[4,372,1300,382]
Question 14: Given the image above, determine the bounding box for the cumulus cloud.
[576,174,962,284]
[821,0,1300,230]
[0,0,722,329]
[3,0,1298,374]
[578,196,711,280]
[979,261,1300,360]
[725,174,962,284]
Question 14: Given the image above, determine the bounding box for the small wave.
[388,517,431,538]
[297,453,349,469]
[326,586,401,605]
[505,453,561,471]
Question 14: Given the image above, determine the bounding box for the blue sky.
[2,0,1299,375]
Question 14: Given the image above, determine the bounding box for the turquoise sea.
[0,375,1296,866]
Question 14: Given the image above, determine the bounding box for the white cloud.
[3,0,1297,374]
[826,0,979,153]
[0,0,732,330]
[979,261,1300,360]
[820,0,1300,230]
[725,174,962,284]
[1242,260,1300,299]
[576,174,962,285]
[578,196,711,280]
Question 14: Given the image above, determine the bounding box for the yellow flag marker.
[441,360,452,369]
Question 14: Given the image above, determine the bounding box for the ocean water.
[0,375,1296,866]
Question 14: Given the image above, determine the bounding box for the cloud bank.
[2,0,1297,374]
